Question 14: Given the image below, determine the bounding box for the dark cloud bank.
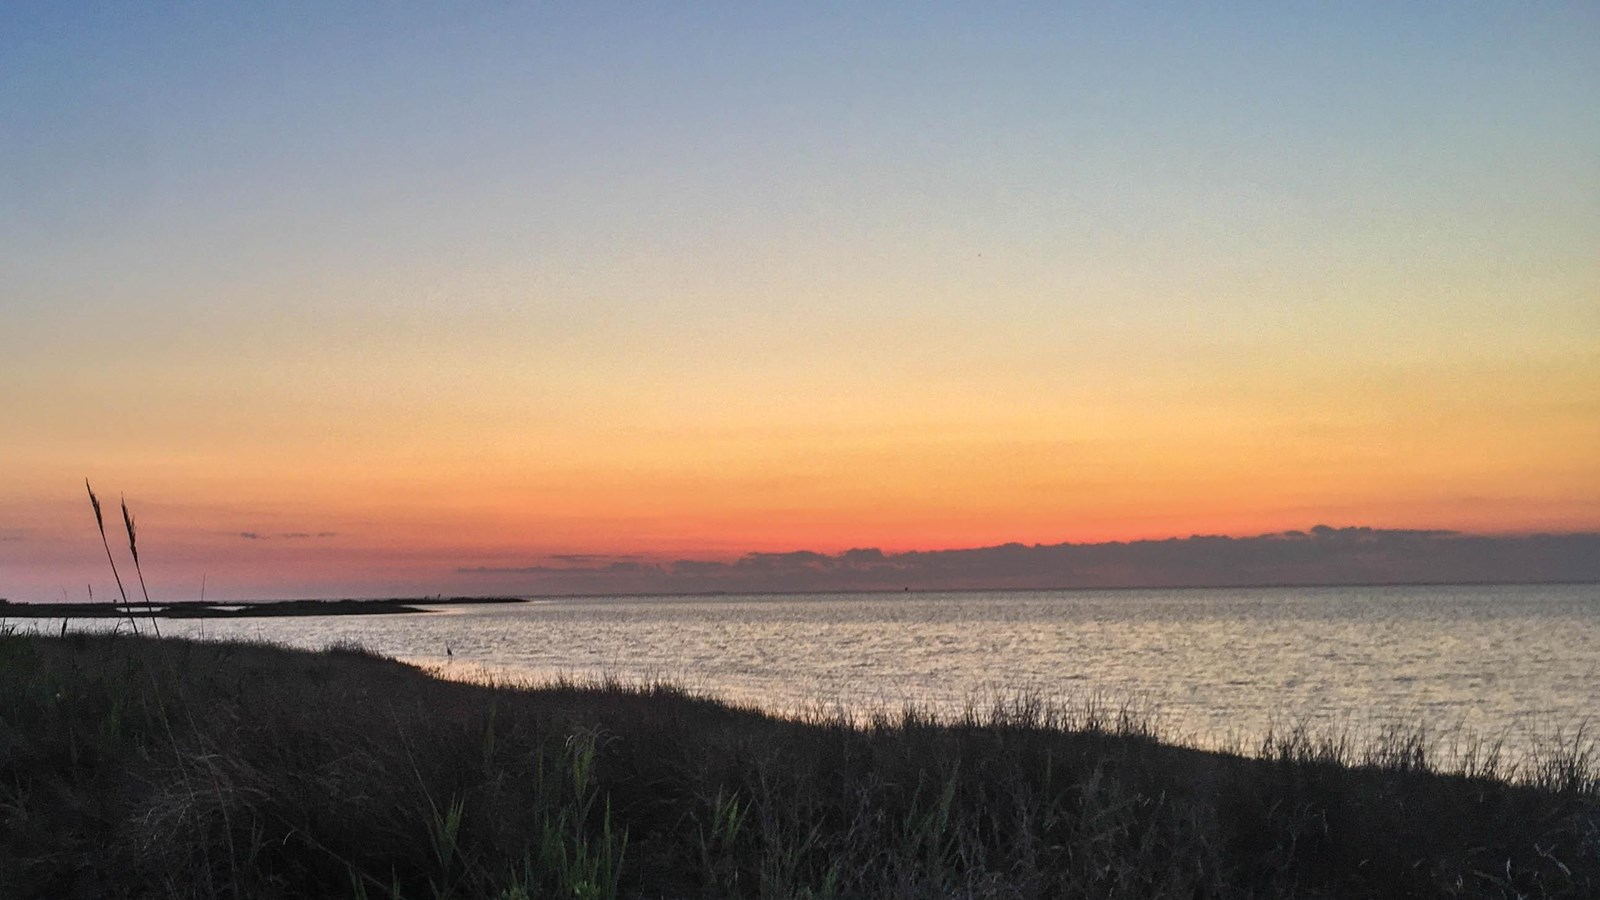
[462,526,1600,594]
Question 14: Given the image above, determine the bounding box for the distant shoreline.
[0,596,526,619]
[3,582,1596,614]
[502,578,1600,602]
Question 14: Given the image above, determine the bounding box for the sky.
[2,3,1597,600]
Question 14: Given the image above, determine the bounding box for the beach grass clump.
[0,633,1595,898]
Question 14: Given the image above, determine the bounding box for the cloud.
[0,529,29,542]
[456,526,1600,594]
[238,531,338,541]
[459,562,669,576]
[668,559,730,576]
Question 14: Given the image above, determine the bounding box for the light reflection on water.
[27,583,1600,752]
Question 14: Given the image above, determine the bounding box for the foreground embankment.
[0,634,1594,898]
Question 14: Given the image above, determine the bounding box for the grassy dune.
[1,634,1596,898]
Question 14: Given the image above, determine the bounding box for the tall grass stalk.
[85,478,138,635]
[120,495,161,637]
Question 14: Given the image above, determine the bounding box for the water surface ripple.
[138,584,1600,750]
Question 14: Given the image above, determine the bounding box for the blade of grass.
[121,495,161,638]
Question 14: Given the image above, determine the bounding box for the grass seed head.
[121,496,139,565]
[86,479,105,532]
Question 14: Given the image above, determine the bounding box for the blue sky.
[2,3,1596,599]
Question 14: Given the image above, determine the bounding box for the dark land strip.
[0,595,526,618]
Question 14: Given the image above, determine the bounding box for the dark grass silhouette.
[84,479,140,635]
[1,633,1595,898]
[118,494,161,638]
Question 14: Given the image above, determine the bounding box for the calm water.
[45,584,1600,752]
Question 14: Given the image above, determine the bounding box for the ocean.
[47,583,1600,754]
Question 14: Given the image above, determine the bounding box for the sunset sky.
[3,4,1597,600]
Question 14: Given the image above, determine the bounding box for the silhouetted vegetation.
[1,633,1595,898]
[0,596,526,620]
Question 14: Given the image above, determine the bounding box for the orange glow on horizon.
[3,5,1596,599]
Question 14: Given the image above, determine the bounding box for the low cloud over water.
[462,526,1600,594]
